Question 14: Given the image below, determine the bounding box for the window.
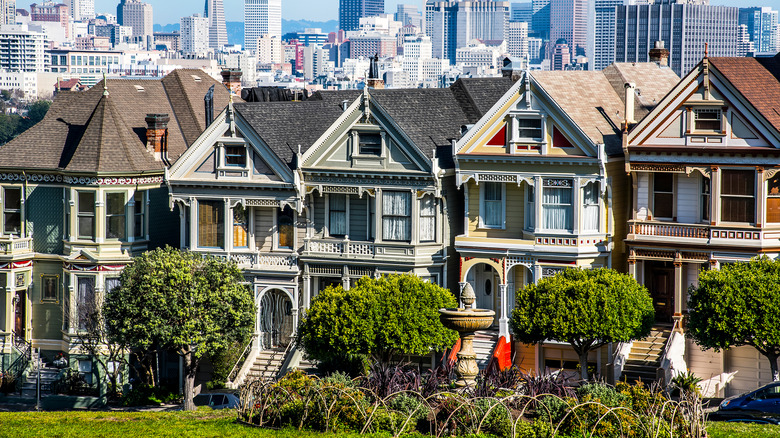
[134,191,145,239]
[382,191,411,241]
[198,200,224,248]
[481,182,504,229]
[62,275,69,330]
[329,194,347,236]
[517,118,543,139]
[420,194,436,242]
[701,177,711,222]
[278,207,294,249]
[224,146,246,166]
[358,133,382,156]
[78,359,93,384]
[653,174,674,219]
[233,205,248,248]
[77,191,95,240]
[583,182,599,231]
[542,179,573,230]
[721,170,755,223]
[42,275,58,301]
[693,109,721,132]
[3,187,21,235]
[768,174,780,223]
[525,185,535,230]
[106,192,126,240]
[77,276,95,331]
[105,277,121,294]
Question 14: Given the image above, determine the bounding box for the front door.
[649,264,674,323]
[260,289,294,350]
[14,290,25,340]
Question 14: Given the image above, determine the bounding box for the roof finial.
[704,42,709,58]
[102,72,109,96]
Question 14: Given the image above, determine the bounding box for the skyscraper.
[1,0,16,25]
[67,0,94,21]
[511,2,532,23]
[120,0,153,41]
[739,7,779,54]
[396,4,422,30]
[205,0,228,49]
[550,0,587,59]
[244,0,282,53]
[340,0,384,32]
[616,0,738,76]
[531,0,550,39]
[426,0,510,63]
[591,0,624,71]
[181,14,210,54]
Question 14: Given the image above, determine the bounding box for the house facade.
[625,55,780,395]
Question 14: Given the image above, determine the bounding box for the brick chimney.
[221,68,242,95]
[145,113,169,161]
[649,41,669,67]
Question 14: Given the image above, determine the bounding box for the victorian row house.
[5,54,780,396]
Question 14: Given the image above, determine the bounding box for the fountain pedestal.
[439,283,495,387]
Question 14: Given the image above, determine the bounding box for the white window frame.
[274,206,296,250]
[692,108,723,134]
[652,173,675,221]
[541,179,573,231]
[76,190,96,241]
[105,191,127,241]
[133,191,146,239]
[582,182,600,232]
[2,186,23,236]
[419,194,437,243]
[479,182,506,229]
[524,184,534,231]
[326,193,349,237]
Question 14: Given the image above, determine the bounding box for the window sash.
[701,178,711,222]
[225,146,246,166]
[653,174,674,219]
[517,118,542,138]
[694,109,721,131]
[583,182,599,231]
[358,133,382,155]
[419,194,436,242]
[329,194,347,236]
[106,193,126,240]
[77,277,95,331]
[233,205,248,248]
[77,192,95,239]
[198,201,224,248]
[134,192,145,238]
[382,191,411,241]
[542,186,572,230]
[482,182,503,228]
[721,170,755,223]
[278,207,294,249]
[105,278,120,294]
[525,186,535,230]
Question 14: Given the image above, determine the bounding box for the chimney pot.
[624,83,636,127]
[649,41,669,67]
[221,68,243,95]
[145,113,170,160]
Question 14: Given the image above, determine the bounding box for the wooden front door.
[14,290,25,339]
[650,267,674,323]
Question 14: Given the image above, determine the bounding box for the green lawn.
[0,410,778,437]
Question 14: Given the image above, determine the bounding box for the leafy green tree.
[687,257,780,382]
[297,274,459,369]
[104,247,255,410]
[24,100,50,127]
[510,268,654,380]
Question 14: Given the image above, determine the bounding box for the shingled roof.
[0,69,233,174]
[450,77,515,123]
[709,56,780,133]
[602,63,680,121]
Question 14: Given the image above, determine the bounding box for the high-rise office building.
[550,0,587,59]
[120,0,153,40]
[739,7,779,54]
[245,0,281,53]
[67,0,94,21]
[592,0,624,71]
[396,4,422,30]
[205,0,228,49]
[616,0,738,77]
[531,0,550,39]
[511,2,532,23]
[507,21,528,59]
[426,0,510,63]
[181,14,209,54]
[340,0,384,32]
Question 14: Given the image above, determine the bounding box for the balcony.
[627,220,764,248]
[0,236,33,258]
[303,237,441,261]
[207,251,299,273]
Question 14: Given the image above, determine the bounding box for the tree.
[297,274,459,369]
[687,257,780,382]
[103,247,256,410]
[510,268,654,380]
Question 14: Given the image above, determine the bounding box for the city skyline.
[92,0,780,25]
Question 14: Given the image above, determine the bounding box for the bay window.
[198,200,224,248]
[768,174,780,223]
[419,194,436,242]
[105,277,121,294]
[480,182,504,229]
[721,170,755,223]
[525,185,534,230]
[134,191,145,239]
[106,192,126,240]
[382,191,411,241]
[328,194,347,236]
[3,187,21,235]
[542,179,572,230]
[77,276,95,331]
[77,191,95,240]
[233,205,248,248]
[653,174,674,219]
[582,182,599,232]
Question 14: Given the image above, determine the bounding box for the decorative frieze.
[543,178,572,187]
[245,199,280,207]
[63,263,126,272]
[0,173,164,186]
[629,164,686,173]
[0,260,33,270]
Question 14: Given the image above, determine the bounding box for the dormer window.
[693,109,721,132]
[517,118,543,139]
[224,146,246,167]
[358,133,382,156]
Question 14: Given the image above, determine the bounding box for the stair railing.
[275,337,297,380]
[227,338,254,384]
[658,319,686,386]
[7,332,32,392]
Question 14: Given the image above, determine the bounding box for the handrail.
[275,338,296,381]
[227,337,255,384]
[660,319,681,365]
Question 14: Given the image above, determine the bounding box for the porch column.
[757,167,765,227]
[673,255,684,331]
[302,267,311,311]
[627,257,637,279]
[533,263,542,284]
[292,287,299,334]
[498,283,509,339]
[179,207,186,249]
[189,198,197,250]
[342,266,350,290]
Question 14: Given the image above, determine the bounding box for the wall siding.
[254,207,274,251]
[607,159,628,271]
[26,186,64,254]
[637,172,649,220]
[349,195,368,241]
[676,174,699,224]
[467,180,525,239]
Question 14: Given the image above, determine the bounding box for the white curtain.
[525,185,535,230]
[329,194,347,236]
[543,187,572,230]
[419,194,436,242]
[483,182,503,227]
[382,191,411,241]
[582,182,599,232]
[77,277,94,330]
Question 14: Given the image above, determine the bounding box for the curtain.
[420,194,436,242]
[77,277,94,330]
[382,191,411,241]
[483,182,502,227]
[329,194,347,236]
[582,182,599,232]
[542,187,572,230]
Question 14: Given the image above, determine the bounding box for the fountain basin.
[439,308,495,332]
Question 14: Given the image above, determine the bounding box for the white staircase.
[245,348,287,382]
[622,326,672,383]
[473,329,499,370]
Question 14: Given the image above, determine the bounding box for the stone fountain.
[439,283,496,387]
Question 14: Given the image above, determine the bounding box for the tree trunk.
[579,351,589,381]
[182,350,198,411]
[766,353,780,382]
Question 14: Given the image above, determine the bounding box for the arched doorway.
[505,264,533,321]
[259,289,294,350]
[466,263,499,313]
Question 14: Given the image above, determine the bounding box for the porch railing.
[628,221,709,239]
[208,252,298,271]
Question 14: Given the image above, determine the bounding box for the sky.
[94,0,780,25]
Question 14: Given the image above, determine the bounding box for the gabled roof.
[709,56,780,132]
[450,77,515,123]
[602,63,680,121]
[0,69,233,174]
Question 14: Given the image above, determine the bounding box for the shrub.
[671,371,702,397]
[576,383,628,407]
[122,384,181,407]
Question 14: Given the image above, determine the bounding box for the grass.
[0,410,778,437]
